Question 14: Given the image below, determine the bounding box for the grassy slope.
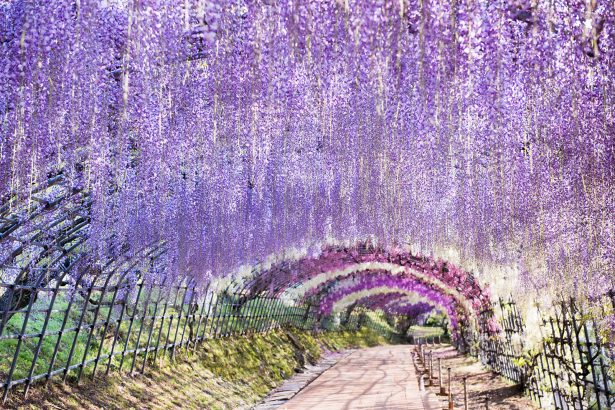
[0,293,312,383]
[5,327,390,410]
[407,325,445,338]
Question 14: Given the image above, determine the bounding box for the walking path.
[253,350,354,410]
[275,345,440,410]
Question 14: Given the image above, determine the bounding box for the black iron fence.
[347,308,397,337]
[478,298,526,384]
[0,274,320,403]
[317,307,397,338]
[2,257,612,410]
[478,295,615,410]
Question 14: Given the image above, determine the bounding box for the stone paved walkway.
[277,345,440,410]
[254,350,354,410]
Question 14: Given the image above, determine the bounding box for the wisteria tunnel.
[0,0,614,409]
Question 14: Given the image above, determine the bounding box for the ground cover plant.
[0,0,613,408]
[3,327,391,410]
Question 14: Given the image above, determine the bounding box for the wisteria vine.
[0,0,613,324]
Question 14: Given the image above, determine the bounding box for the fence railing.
[478,295,615,410]
[4,261,611,409]
[0,275,320,403]
[346,308,397,338]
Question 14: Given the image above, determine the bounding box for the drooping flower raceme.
[0,0,613,332]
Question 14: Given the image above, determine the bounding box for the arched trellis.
[293,269,475,323]
[328,290,436,317]
[219,262,477,346]
[313,276,466,340]
[240,245,489,302]
[379,298,435,318]
[226,244,495,336]
[333,291,437,333]
[335,291,433,314]
[0,238,172,401]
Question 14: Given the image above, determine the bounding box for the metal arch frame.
[262,267,479,341]
[319,282,458,322]
[311,275,469,342]
[0,181,612,407]
[292,268,472,311]
[222,248,488,342]
[233,245,491,313]
[354,292,434,314]
[223,244,499,347]
[0,239,168,401]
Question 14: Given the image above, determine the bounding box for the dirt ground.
[417,344,537,410]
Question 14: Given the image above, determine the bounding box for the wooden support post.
[448,367,453,410]
[439,358,446,395]
[463,377,468,410]
[429,351,434,386]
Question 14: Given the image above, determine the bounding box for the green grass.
[6,327,393,409]
[408,325,446,339]
[0,292,379,386]
[0,297,90,381]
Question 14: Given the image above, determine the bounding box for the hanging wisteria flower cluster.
[350,293,435,318]
[252,246,492,313]
[0,0,613,313]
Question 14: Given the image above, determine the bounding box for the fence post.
[256,296,271,333]
[78,272,122,383]
[2,283,38,404]
[429,351,434,386]
[24,277,64,397]
[192,284,210,346]
[104,286,126,377]
[177,285,197,353]
[170,285,189,357]
[439,358,445,395]
[203,290,218,338]
[193,293,208,343]
[272,298,285,330]
[152,286,173,364]
[46,280,84,383]
[262,297,276,332]
[94,277,135,379]
[62,282,97,382]
[448,367,453,410]
[140,281,167,373]
[211,292,225,337]
[218,293,235,337]
[463,376,468,410]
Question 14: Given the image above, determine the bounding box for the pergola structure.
[0,0,614,408]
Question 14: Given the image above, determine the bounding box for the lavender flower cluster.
[0,1,613,327]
